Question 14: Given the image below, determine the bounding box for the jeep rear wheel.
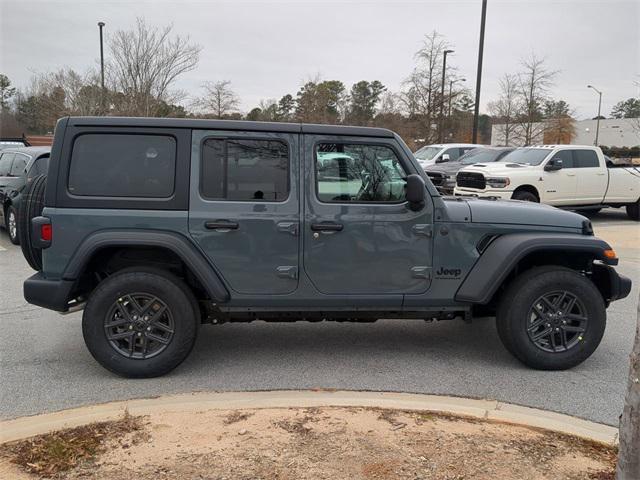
[82,269,199,378]
[496,266,606,370]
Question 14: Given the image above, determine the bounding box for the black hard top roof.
[66,116,396,138]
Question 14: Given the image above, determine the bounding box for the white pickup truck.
[454,145,640,220]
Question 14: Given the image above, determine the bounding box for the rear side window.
[0,153,15,176]
[200,138,289,201]
[68,134,176,197]
[9,154,28,176]
[574,150,599,168]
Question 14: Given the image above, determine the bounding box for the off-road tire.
[496,266,606,370]
[82,268,199,378]
[18,174,47,270]
[511,190,539,202]
[5,205,19,245]
[626,199,640,221]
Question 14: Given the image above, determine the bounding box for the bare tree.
[617,296,640,479]
[515,53,557,145]
[108,18,201,117]
[488,74,519,146]
[197,80,240,119]
[400,31,455,145]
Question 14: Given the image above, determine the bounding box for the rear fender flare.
[63,229,230,303]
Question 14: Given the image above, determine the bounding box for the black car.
[0,146,51,244]
[424,146,515,195]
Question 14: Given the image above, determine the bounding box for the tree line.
[0,19,638,150]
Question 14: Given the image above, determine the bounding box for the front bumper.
[593,263,632,303]
[24,272,75,312]
[454,187,514,200]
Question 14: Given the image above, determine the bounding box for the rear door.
[189,130,300,295]
[573,149,607,204]
[303,135,434,299]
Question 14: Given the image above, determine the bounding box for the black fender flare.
[455,233,615,304]
[63,229,230,303]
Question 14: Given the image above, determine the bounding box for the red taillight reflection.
[41,224,52,242]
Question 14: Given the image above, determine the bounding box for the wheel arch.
[64,230,230,304]
[456,233,617,306]
[511,184,540,201]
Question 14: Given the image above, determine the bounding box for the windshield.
[414,146,441,161]
[459,149,503,165]
[499,148,552,166]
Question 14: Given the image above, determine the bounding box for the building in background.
[491,118,640,148]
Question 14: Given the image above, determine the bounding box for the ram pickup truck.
[19,118,631,378]
[454,145,640,220]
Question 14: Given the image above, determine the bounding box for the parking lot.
[0,208,638,425]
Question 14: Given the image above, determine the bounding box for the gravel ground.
[0,208,638,424]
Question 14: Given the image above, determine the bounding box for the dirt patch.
[0,407,617,479]
[0,411,145,478]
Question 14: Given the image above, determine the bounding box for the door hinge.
[411,266,432,279]
[276,265,298,279]
[277,221,299,236]
[412,224,433,237]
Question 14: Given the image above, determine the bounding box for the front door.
[189,130,300,295]
[303,135,434,297]
[542,149,577,205]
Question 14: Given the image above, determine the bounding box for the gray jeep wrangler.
[20,117,631,378]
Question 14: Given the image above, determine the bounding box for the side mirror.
[436,153,450,163]
[406,174,425,210]
[544,158,563,171]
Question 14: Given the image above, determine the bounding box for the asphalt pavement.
[0,208,638,425]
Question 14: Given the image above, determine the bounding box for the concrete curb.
[0,390,618,446]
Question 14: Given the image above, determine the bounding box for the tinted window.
[68,134,176,197]
[574,150,599,168]
[9,154,29,176]
[201,138,289,201]
[551,150,575,168]
[29,156,50,177]
[0,153,15,176]
[444,148,460,161]
[315,143,407,203]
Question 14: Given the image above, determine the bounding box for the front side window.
[444,148,460,161]
[551,150,575,168]
[574,150,599,168]
[68,134,176,197]
[9,154,28,176]
[315,143,407,203]
[201,138,289,201]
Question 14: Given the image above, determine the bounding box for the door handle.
[310,222,344,233]
[566,173,576,177]
[205,220,239,231]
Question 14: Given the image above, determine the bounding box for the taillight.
[41,224,52,242]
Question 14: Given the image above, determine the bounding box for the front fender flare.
[454,233,615,304]
[63,229,230,303]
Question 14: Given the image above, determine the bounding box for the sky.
[1,0,638,119]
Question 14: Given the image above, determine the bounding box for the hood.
[425,161,465,175]
[461,162,535,176]
[461,197,587,230]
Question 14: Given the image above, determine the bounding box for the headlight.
[486,177,510,188]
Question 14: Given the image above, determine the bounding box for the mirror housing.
[405,174,426,210]
[436,153,450,163]
[544,158,563,171]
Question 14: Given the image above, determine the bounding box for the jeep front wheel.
[82,269,199,378]
[496,266,606,370]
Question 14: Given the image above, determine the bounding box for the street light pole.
[98,22,105,90]
[587,85,602,146]
[472,0,488,143]
[439,49,454,143]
